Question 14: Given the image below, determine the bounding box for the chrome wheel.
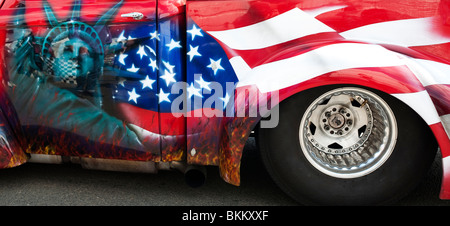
[299,87,398,179]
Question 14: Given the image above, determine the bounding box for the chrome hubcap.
[299,88,398,179]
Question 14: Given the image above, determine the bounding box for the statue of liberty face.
[50,37,94,82]
[44,21,100,85]
[38,0,123,89]
[59,39,94,78]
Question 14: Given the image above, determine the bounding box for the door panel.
[2,0,161,161]
[157,2,186,161]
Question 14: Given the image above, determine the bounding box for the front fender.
[187,1,450,191]
[0,118,27,168]
[231,43,450,197]
[0,89,27,168]
[216,42,450,189]
[0,19,27,168]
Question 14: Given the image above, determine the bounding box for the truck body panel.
[0,0,450,201]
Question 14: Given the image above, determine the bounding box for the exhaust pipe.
[184,165,207,188]
[171,162,207,188]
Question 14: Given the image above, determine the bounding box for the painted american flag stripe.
[116,102,185,136]
[403,58,450,86]
[391,90,442,125]
[207,7,336,50]
[313,0,441,33]
[232,43,407,92]
[221,32,345,68]
[195,3,450,129]
[425,84,450,116]
[303,5,347,18]
[340,17,450,47]
[441,114,450,139]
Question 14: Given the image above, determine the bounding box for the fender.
[186,0,450,198]
[0,111,28,168]
[0,83,28,168]
[219,42,450,188]
[0,13,27,169]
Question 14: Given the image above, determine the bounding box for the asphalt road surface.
[0,137,449,206]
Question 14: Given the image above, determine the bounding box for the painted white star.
[166,39,182,51]
[137,45,147,59]
[187,25,204,41]
[187,83,203,98]
[162,61,175,73]
[145,45,156,56]
[118,53,128,65]
[207,58,224,75]
[118,78,126,87]
[220,93,231,108]
[157,88,171,103]
[160,69,176,86]
[128,88,141,104]
[140,75,156,90]
[187,45,202,62]
[117,30,127,42]
[148,58,158,72]
[127,64,140,73]
[150,30,160,41]
[195,76,211,91]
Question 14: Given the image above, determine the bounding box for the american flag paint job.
[0,0,449,200]
[187,0,450,195]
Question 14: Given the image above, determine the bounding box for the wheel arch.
[218,63,449,195]
[256,83,440,205]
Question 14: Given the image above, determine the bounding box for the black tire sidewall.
[258,85,437,205]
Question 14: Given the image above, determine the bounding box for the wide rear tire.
[258,86,438,205]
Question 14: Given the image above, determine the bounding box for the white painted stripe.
[234,43,405,93]
[403,58,450,87]
[443,156,450,178]
[229,56,252,81]
[303,5,347,17]
[128,124,176,139]
[340,17,450,47]
[208,8,335,50]
[391,91,441,125]
[441,114,450,139]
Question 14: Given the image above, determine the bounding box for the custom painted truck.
[0,0,449,205]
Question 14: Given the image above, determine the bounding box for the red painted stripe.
[410,43,450,64]
[116,102,160,134]
[316,0,441,33]
[426,84,450,116]
[222,32,345,68]
[189,0,441,33]
[187,1,301,31]
[430,122,450,158]
[236,65,425,104]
